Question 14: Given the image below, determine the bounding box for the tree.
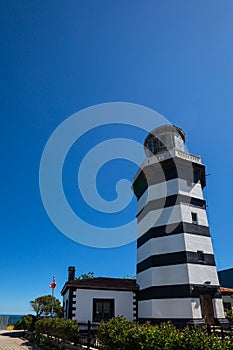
[14,314,36,331]
[122,275,136,279]
[76,271,95,280]
[31,295,62,318]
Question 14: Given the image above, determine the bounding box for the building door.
[200,294,215,324]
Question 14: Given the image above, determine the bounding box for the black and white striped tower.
[133,125,228,327]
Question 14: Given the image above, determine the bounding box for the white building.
[61,267,138,322]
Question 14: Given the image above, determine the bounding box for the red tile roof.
[220,287,233,294]
[61,277,139,295]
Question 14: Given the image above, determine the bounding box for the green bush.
[97,316,233,350]
[226,310,233,325]
[14,314,37,331]
[97,316,136,350]
[32,335,57,350]
[174,325,227,350]
[132,321,181,350]
[35,318,79,343]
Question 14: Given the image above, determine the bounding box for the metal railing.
[77,320,104,349]
[0,315,9,330]
[206,323,233,340]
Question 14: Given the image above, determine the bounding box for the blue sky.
[1,0,233,314]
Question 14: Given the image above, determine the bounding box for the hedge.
[35,318,79,343]
[97,316,233,350]
[14,314,37,332]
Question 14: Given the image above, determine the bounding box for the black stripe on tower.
[137,194,206,221]
[137,222,210,248]
[138,285,222,300]
[137,251,216,273]
[132,158,206,200]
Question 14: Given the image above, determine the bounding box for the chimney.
[68,266,75,281]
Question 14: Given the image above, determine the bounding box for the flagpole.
[51,285,54,317]
[50,275,56,317]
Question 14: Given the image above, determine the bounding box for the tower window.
[154,139,161,154]
[197,250,205,262]
[191,212,198,224]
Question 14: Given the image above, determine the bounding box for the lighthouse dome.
[144,124,185,157]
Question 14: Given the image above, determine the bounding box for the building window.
[191,212,198,224]
[93,299,114,322]
[197,250,205,262]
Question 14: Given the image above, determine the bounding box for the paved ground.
[0,330,38,350]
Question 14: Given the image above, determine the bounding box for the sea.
[0,315,24,330]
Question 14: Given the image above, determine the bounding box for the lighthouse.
[133,125,227,327]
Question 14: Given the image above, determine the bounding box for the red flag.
[50,276,56,289]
